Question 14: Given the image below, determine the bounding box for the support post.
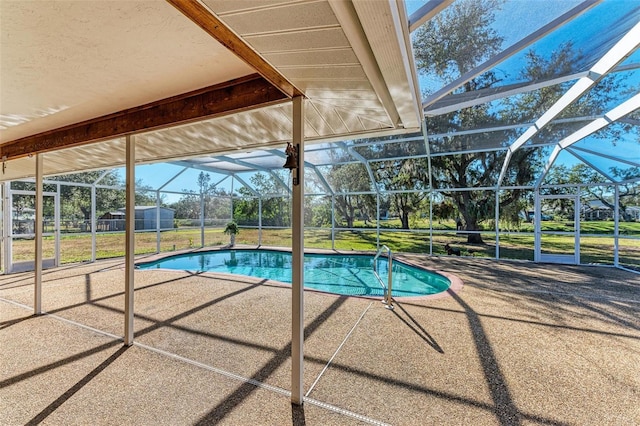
[200,192,205,248]
[91,185,97,261]
[575,191,581,265]
[495,189,500,260]
[331,196,335,251]
[34,154,43,315]
[258,197,263,246]
[386,253,393,308]
[124,135,135,346]
[54,184,60,267]
[3,182,11,274]
[291,96,305,405]
[423,118,434,256]
[376,194,380,248]
[156,191,161,253]
[614,184,619,267]
[534,190,541,262]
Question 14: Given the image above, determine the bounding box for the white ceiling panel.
[305,89,380,101]
[280,65,367,80]
[245,27,351,52]
[202,0,302,16]
[308,103,350,135]
[264,49,359,67]
[207,0,339,34]
[0,157,34,181]
[0,0,254,144]
[43,139,126,176]
[337,110,367,133]
[305,104,338,137]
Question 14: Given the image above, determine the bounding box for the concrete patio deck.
[1,253,638,425]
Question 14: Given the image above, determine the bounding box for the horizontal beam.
[425,62,640,116]
[408,0,454,33]
[0,75,287,161]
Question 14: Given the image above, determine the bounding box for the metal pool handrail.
[373,245,394,310]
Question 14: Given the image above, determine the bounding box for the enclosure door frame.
[4,189,60,273]
[534,192,580,264]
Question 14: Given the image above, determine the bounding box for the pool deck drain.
[1,254,639,425]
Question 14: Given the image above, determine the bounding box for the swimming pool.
[137,249,451,298]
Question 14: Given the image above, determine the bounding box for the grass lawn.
[6,220,640,270]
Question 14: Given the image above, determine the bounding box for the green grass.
[7,222,640,270]
[372,217,640,234]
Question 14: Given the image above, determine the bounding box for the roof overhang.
[0,0,422,180]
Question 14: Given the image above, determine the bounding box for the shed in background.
[119,206,175,230]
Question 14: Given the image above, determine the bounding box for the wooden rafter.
[0,74,287,161]
[166,0,304,99]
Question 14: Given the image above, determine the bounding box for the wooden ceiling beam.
[166,0,304,99]
[0,74,287,161]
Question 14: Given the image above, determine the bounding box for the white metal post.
[386,254,393,307]
[428,191,434,256]
[3,182,11,274]
[331,196,335,251]
[34,154,43,315]
[376,194,380,248]
[200,192,205,248]
[291,96,305,405]
[0,183,3,273]
[258,197,263,246]
[575,192,580,265]
[54,184,60,267]
[91,184,97,261]
[614,184,619,267]
[124,135,136,346]
[495,190,500,260]
[230,179,234,224]
[156,191,161,253]
[423,118,434,256]
[534,189,540,262]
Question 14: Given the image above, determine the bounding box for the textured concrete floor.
[1,252,639,426]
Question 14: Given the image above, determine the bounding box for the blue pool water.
[138,249,450,298]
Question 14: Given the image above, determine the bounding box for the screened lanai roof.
[1,0,639,189]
